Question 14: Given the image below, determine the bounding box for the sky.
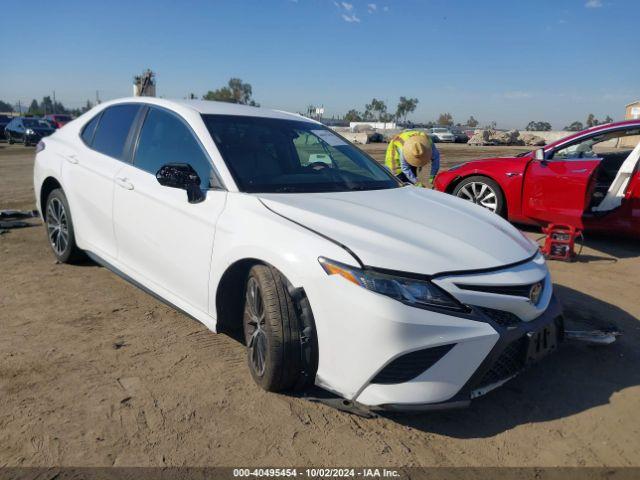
[1,0,639,129]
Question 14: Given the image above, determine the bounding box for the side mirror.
[534,148,546,161]
[156,163,205,204]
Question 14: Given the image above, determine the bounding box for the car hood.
[258,187,537,275]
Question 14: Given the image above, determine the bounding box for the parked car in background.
[5,117,55,146]
[34,97,562,411]
[41,118,58,130]
[451,128,469,143]
[44,114,73,128]
[429,127,455,143]
[434,120,640,238]
[0,114,11,141]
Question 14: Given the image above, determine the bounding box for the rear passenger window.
[81,114,101,146]
[91,104,140,160]
[134,107,213,189]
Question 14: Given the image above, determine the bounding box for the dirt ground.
[1,142,639,467]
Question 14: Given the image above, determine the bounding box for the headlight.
[25,128,35,135]
[319,257,466,312]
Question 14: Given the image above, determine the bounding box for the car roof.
[546,119,640,150]
[99,97,318,124]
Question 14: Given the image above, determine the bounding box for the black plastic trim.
[451,295,564,402]
[85,251,201,323]
[456,282,537,297]
[371,344,456,385]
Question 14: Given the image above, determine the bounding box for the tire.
[7,132,14,144]
[44,188,84,263]
[24,136,30,147]
[242,265,316,392]
[453,175,506,217]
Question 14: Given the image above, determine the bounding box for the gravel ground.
[1,142,639,467]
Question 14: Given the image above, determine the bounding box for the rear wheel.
[7,132,14,144]
[243,265,316,392]
[453,176,505,217]
[44,188,84,263]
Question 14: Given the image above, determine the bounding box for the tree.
[203,78,259,106]
[380,112,395,123]
[395,96,418,123]
[364,98,387,121]
[526,121,552,131]
[437,113,453,126]
[466,115,479,127]
[0,100,13,112]
[344,109,362,122]
[28,99,40,115]
[564,121,584,131]
[603,115,614,124]
[586,113,599,128]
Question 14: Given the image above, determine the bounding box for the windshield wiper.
[271,186,301,193]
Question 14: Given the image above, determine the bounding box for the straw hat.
[403,134,432,167]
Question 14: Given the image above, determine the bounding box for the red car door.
[627,171,640,237]
[521,157,600,227]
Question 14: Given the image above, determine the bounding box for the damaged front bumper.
[369,295,564,413]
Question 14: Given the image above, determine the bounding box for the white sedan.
[34,98,563,411]
[430,127,456,143]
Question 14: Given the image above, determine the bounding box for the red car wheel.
[453,176,505,217]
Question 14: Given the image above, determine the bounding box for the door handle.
[115,177,134,190]
[571,168,587,174]
[64,154,79,164]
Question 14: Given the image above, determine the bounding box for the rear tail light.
[35,141,46,153]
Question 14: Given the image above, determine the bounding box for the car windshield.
[54,115,71,121]
[433,128,449,133]
[202,115,401,193]
[23,119,50,128]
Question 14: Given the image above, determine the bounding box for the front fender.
[208,193,357,323]
[438,159,529,220]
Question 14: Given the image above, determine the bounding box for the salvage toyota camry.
[34,98,563,411]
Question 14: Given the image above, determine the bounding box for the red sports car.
[434,120,640,238]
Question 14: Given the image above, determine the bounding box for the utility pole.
[53,90,56,114]
[95,90,101,104]
[17,100,21,115]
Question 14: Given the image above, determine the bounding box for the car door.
[112,106,226,313]
[61,104,141,259]
[13,119,24,140]
[521,137,601,227]
[627,172,640,238]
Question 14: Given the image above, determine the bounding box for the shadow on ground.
[384,284,640,438]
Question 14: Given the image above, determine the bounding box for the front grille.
[477,306,522,327]
[456,282,538,298]
[371,344,455,385]
[477,337,527,387]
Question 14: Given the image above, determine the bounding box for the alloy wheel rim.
[457,182,498,212]
[245,277,267,376]
[46,198,69,256]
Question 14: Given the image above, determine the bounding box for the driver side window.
[134,107,214,189]
[552,137,599,160]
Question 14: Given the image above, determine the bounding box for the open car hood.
[258,187,537,275]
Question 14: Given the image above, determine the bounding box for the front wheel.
[44,188,85,263]
[453,176,506,217]
[243,265,316,392]
[7,132,14,144]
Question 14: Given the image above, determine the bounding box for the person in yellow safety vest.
[384,130,441,186]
